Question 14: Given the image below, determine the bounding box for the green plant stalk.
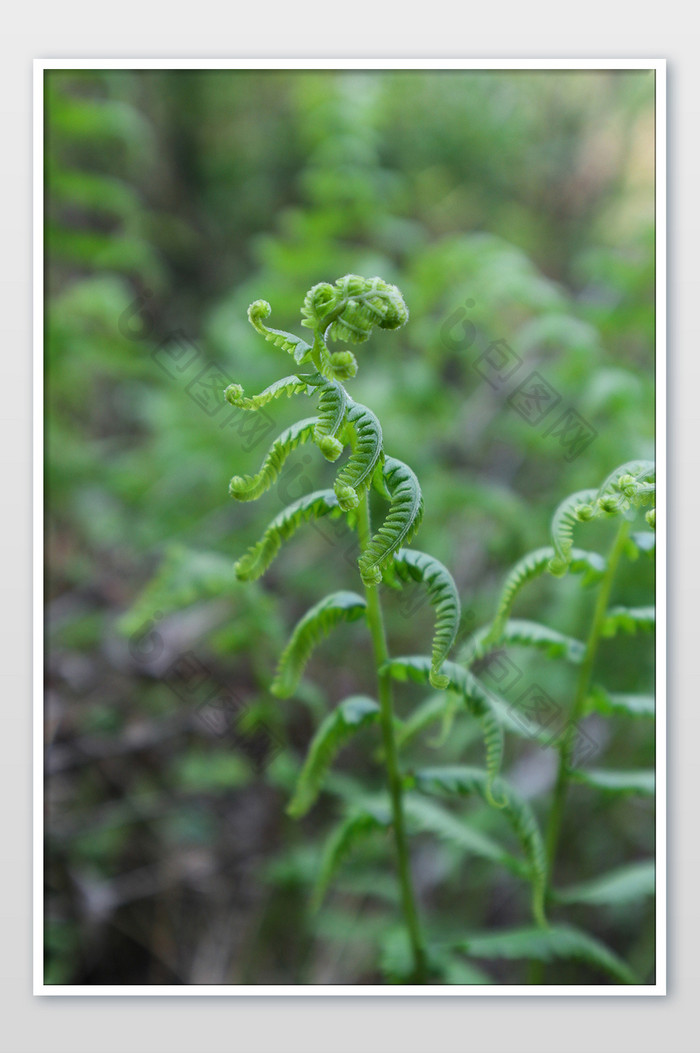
[356,489,429,984]
[530,517,631,985]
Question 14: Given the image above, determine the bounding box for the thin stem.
[356,489,429,984]
[530,517,631,985]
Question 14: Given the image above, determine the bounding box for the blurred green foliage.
[45,68,655,985]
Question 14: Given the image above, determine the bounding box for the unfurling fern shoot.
[227,275,474,984]
[225,276,645,986]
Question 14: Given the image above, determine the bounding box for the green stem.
[530,517,631,985]
[357,489,429,984]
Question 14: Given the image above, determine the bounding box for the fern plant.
[224,275,653,985]
[462,459,655,983]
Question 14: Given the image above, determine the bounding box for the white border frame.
[34,57,666,997]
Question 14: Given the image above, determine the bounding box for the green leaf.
[247,299,314,364]
[359,457,423,585]
[597,460,655,510]
[392,549,461,688]
[601,606,655,636]
[468,619,585,665]
[449,924,638,984]
[301,274,409,345]
[228,417,318,502]
[570,769,655,796]
[546,462,655,575]
[312,799,391,909]
[585,685,655,719]
[382,656,506,791]
[287,696,380,819]
[307,374,348,461]
[402,795,526,878]
[482,546,605,643]
[413,766,546,924]
[234,489,343,582]
[555,861,655,907]
[224,374,310,411]
[333,399,383,510]
[549,489,600,574]
[272,591,367,698]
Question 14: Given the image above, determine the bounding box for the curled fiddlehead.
[301,274,409,344]
[247,299,315,365]
[358,457,424,585]
[333,398,384,511]
[234,489,343,582]
[224,374,311,411]
[228,418,318,501]
[305,373,348,461]
[478,546,605,649]
[392,549,461,689]
[549,461,656,574]
[271,590,368,699]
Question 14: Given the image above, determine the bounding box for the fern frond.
[312,799,391,909]
[333,399,383,510]
[601,605,655,636]
[480,546,605,646]
[301,275,409,345]
[328,349,358,379]
[549,489,600,575]
[413,766,546,924]
[224,374,310,411]
[228,418,317,502]
[555,860,655,908]
[287,696,380,819]
[480,716,506,808]
[549,462,656,574]
[359,458,424,585]
[449,924,638,984]
[247,299,314,364]
[585,685,655,719]
[301,373,348,461]
[383,655,557,748]
[234,489,342,582]
[597,459,655,509]
[381,655,504,792]
[272,591,367,698]
[569,768,655,796]
[392,549,461,688]
[486,620,585,663]
[402,795,526,877]
[464,620,585,666]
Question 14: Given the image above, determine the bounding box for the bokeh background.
[45,68,655,985]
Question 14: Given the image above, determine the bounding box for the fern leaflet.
[392,548,461,688]
[234,489,342,582]
[359,457,424,585]
[229,418,317,502]
[272,591,368,698]
[287,696,380,819]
